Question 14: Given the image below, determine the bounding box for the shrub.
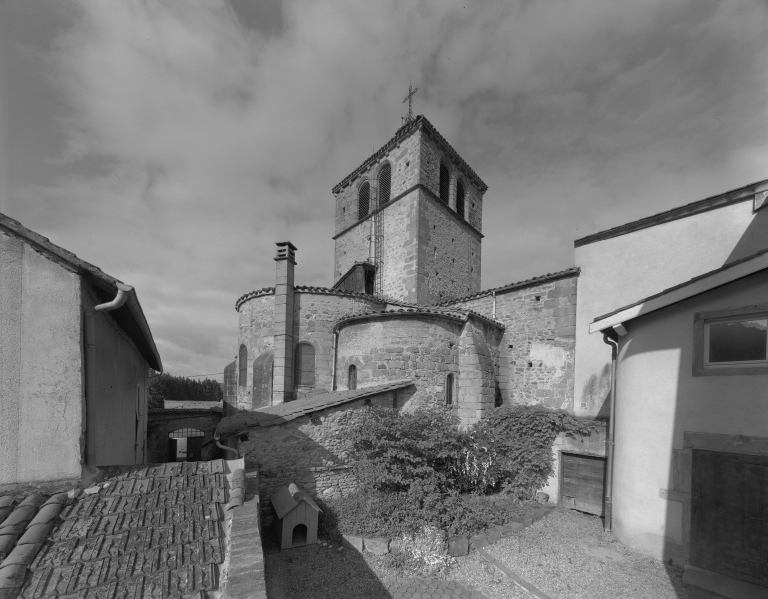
[345,407,465,496]
[464,404,594,499]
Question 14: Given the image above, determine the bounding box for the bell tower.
[331,115,487,305]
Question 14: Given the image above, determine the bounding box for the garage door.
[560,453,605,516]
[691,450,768,587]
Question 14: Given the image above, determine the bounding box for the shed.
[270,483,322,550]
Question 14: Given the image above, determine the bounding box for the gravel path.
[482,508,691,599]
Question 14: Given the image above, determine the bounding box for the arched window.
[358,181,370,220]
[439,163,450,204]
[456,180,465,219]
[445,373,454,406]
[348,365,357,390]
[378,163,392,206]
[238,344,247,388]
[294,342,316,390]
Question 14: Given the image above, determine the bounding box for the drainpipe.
[214,435,240,458]
[331,330,339,391]
[602,330,619,532]
[84,282,134,467]
[492,291,497,320]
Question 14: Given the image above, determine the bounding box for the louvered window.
[294,342,315,388]
[378,163,392,206]
[238,344,247,387]
[439,164,450,204]
[358,182,370,220]
[456,180,465,218]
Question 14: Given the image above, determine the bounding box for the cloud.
[3,0,768,377]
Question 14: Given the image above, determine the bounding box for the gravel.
[483,508,692,599]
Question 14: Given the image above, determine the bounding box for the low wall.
[239,390,400,500]
[146,409,222,463]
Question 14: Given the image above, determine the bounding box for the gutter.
[602,330,619,532]
[84,283,133,466]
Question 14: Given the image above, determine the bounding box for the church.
[225,114,579,426]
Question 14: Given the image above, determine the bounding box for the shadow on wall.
[725,203,768,265]
[237,391,412,500]
[580,363,611,415]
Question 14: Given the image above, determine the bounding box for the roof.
[590,248,768,334]
[438,267,580,306]
[270,484,321,520]
[0,459,247,599]
[332,115,487,194]
[235,284,383,312]
[575,178,768,248]
[215,380,414,437]
[0,213,162,371]
[333,305,506,331]
[162,400,223,411]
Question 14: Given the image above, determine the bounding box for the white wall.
[612,270,768,559]
[0,232,83,485]
[575,197,768,418]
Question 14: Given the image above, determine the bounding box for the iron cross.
[402,84,419,123]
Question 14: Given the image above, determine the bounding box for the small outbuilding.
[270,483,322,550]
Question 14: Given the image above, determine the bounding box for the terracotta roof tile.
[0,458,256,599]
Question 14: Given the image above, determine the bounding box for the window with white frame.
[704,315,768,366]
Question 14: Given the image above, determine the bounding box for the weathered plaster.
[17,242,82,483]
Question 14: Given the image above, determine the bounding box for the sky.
[2,0,768,381]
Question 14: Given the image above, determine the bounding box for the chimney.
[272,242,297,405]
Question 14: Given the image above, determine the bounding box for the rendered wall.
[83,282,149,467]
[575,198,768,418]
[611,270,768,561]
[0,232,83,485]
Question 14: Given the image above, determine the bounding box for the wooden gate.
[691,449,768,587]
[560,453,605,516]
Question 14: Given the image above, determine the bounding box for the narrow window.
[378,163,392,206]
[445,373,454,406]
[358,182,370,220]
[348,365,357,390]
[456,180,465,218]
[705,317,768,365]
[294,342,316,390]
[439,164,450,204]
[238,344,247,387]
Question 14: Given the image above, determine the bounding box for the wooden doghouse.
[270,483,322,550]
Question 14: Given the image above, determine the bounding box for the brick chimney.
[272,242,297,404]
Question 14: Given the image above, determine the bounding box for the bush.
[464,404,594,499]
[345,407,465,496]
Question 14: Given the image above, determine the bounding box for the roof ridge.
[332,115,487,194]
[438,267,580,306]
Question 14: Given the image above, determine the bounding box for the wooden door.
[691,450,768,587]
[560,453,605,516]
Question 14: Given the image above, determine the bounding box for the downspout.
[84,282,134,467]
[331,330,339,391]
[602,330,619,532]
[214,435,240,458]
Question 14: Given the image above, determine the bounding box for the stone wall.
[418,189,482,304]
[223,360,237,415]
[446,273,578,410]
[336,316,460,409]
[237,289,384,403]
[458,318,502,424]
[239,391,398,499]
[333,130,421,236]
[381,193,419,302]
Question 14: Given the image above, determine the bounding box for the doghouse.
[270,483,322,550]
